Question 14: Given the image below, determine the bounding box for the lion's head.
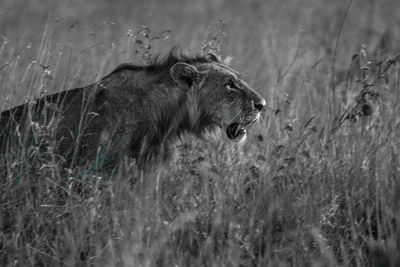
[170,53,266,143]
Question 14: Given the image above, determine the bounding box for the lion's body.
[0,50,265,169]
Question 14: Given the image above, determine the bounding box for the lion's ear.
[170,63,199,89]
[204,52,221,62]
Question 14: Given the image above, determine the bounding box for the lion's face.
[198,63,266,142]
[170,59,266,143]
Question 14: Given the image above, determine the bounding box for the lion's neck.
[155,87,205,138]
[145,85,214,159]
[127,80,216,167]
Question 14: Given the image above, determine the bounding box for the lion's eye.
[225,81,238,92]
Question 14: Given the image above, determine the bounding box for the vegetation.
[0,0,399,266]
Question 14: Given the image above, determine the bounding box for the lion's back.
[0,86,110,163]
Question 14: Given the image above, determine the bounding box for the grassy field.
[1,0,400,266]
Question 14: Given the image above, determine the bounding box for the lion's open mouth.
[226,123,247,143]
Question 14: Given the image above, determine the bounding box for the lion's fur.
[0,48,264,169]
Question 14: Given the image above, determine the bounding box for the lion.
[0,49,266,169]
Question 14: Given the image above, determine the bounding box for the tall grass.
[1,0,400,266]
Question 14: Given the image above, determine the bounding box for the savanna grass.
[1,0,400,266]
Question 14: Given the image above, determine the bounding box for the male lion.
[0,49,266,169]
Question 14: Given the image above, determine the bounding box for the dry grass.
[1,0,400,266]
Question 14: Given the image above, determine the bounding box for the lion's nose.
[254,98,266,111]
